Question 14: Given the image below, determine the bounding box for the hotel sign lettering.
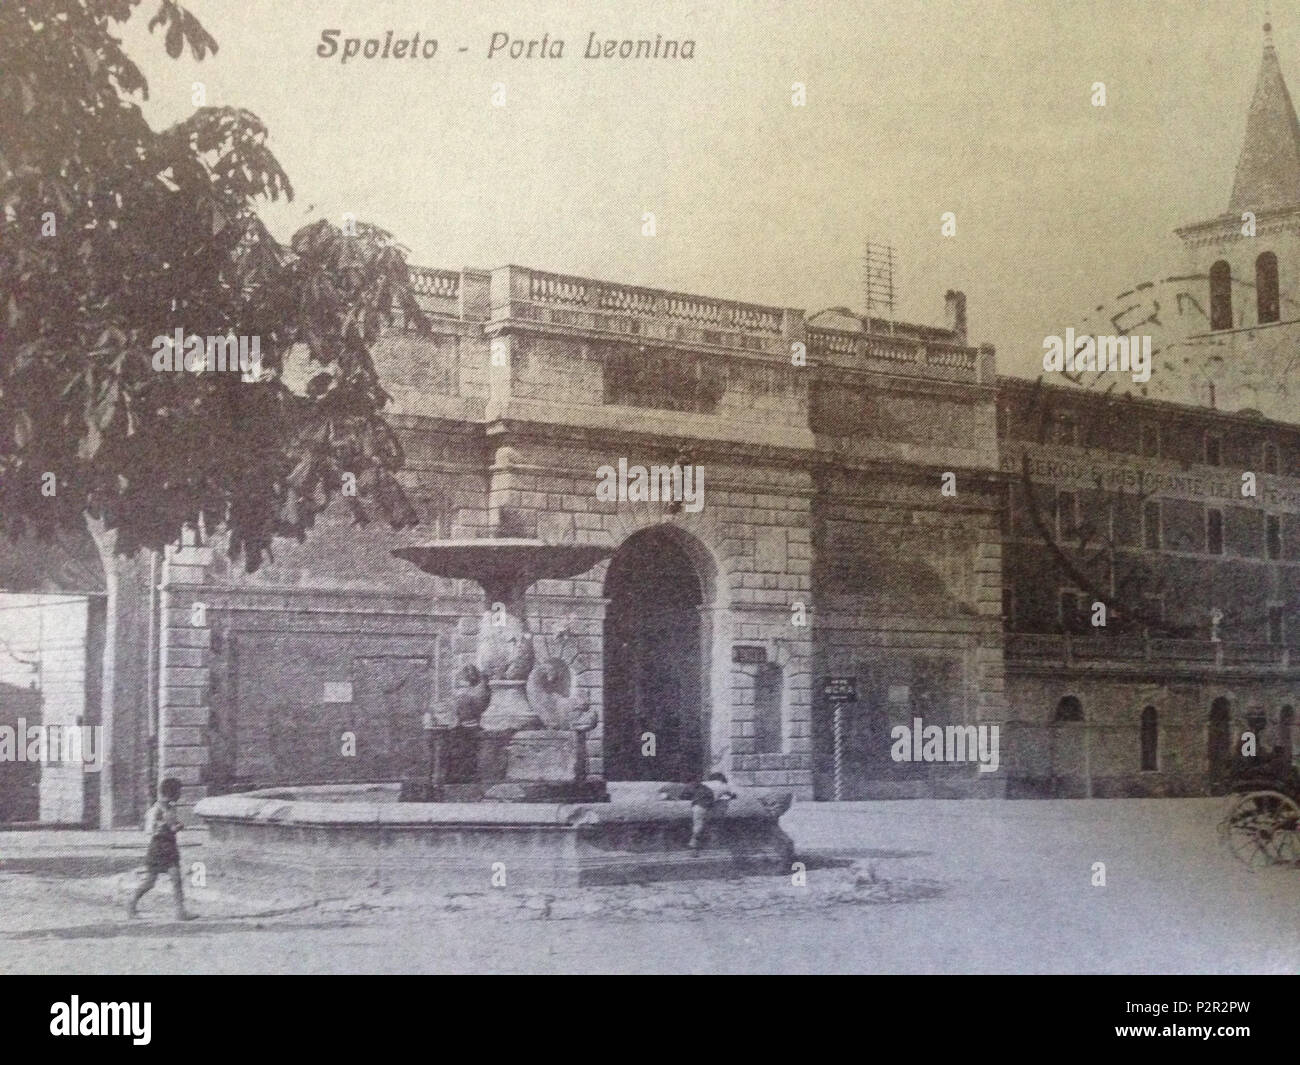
[1000,445,1300,512]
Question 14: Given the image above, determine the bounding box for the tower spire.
[1228,17,1300,213]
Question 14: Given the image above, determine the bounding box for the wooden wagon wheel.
[1221,790,1300,870]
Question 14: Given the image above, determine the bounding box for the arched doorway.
[603,527,708,781]
[1049,694,1087,797]
[1208,697,1232,783]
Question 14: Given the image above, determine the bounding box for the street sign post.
[823,677,858,801]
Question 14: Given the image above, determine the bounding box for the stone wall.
[809,468,1006,798]
[141,264,998,808]
[1004,672,1298,797]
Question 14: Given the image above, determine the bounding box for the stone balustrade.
[1006,632,1294,671]
[522,267,786,335]
[408,266,461,300]
[397,263,996,379]
[484,264,799,359]
[807,325,985,383]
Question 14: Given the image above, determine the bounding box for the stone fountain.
[194,537,795,889]
[391,539,612,803]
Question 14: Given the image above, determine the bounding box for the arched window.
[1256,252,1280,324]
[1208,697,1232,779]
[1262,441,1280,475]
[1054,695,1084,723]
[1210,260,1233,330]
[1140,706,1158,770]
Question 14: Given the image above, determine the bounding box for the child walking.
[687,772,737,850]
[128,777,193,920]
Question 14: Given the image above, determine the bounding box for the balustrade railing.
[1005,632,1292,669]
[408,266,461,300]
[523,267,785,335]
[808,327,979,372]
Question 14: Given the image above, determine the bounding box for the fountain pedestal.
[479,679,539,733]
[480,729,607,802]
[508,730,585,782]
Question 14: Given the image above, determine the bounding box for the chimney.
[945,290,967,343]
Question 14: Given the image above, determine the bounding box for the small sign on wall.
[732,645,768,665]
[322,682,353,704]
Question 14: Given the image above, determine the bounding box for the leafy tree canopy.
[0,0,423,569]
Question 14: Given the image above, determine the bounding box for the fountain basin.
[194,784,796,890]
[391,539,613,612]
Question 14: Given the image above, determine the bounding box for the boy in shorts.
[128,777,193,920]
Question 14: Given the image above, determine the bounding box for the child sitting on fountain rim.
[687,772,737,850]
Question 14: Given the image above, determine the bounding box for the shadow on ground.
[5,918,359,941]
[799,848,931,869]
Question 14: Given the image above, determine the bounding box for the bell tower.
[1173,20,1300,417]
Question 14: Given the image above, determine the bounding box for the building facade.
[127,266,1006,818]
[4,28,1298,826]
[996,25,1300,797]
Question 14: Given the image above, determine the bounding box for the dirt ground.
[1,798,1295,973]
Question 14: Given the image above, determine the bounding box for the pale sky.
[118,0,1287,379]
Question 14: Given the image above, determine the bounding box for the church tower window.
[1256,252,1280,324]
[1209,260,1233,330]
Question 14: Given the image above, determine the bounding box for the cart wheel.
[1222,790,1300,870]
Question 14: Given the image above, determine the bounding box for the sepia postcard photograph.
[0,0,1298,1033]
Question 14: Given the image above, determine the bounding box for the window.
[1209,697,1232,778]
[1209,260,1233,330]
[1143,500,1162,550]
[1140,424,1160,458]
[1054,414,1078,447]
[1060,591,1087,634]
[1269,605,1285,646]
[1142,592,1164,626]
[1281,706,1295,763]
[1243,715,1267,768]
[1140,706,1158,771]
[1263,441,1280,475]
[1057,490,1078,539]
[1267,514,1282,560]
[754,662,784,754]
[1256,252,1280,325]
[997,405,1010,440]
[1204,432,1222,466]
[1207,508,1224,555]
[1054,695,1084,723]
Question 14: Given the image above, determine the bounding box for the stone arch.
[601,523,720,782]
[602,508,725,609]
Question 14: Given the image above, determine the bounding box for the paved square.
[1,798,1295,973]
